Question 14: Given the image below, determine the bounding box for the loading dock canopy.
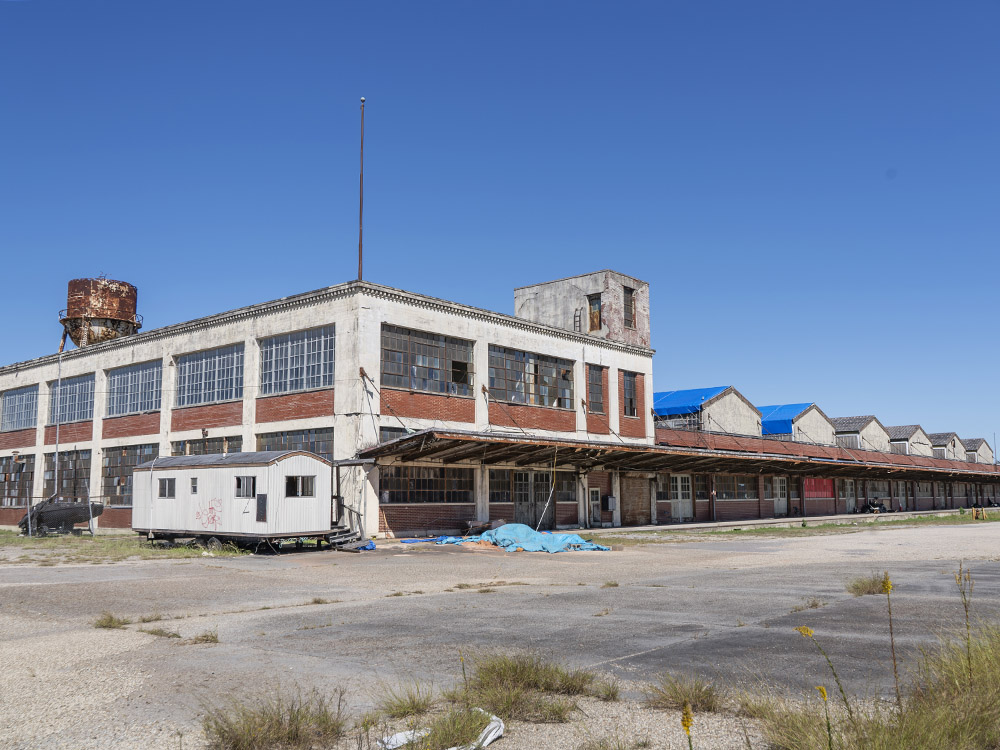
[358,429,1000,481]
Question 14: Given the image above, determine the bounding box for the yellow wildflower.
[882,572,893,595]
[815,685,828,702]
[681,702,693,736]
[795,625,815,638]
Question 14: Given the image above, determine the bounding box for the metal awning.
[357,429,1000,482]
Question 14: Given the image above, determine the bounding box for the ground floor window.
[102,443,158,507]
[381,466,474,503]
[694,475,709,500]
[285,475,315,497]
[0,454,34,507]
[235,476,257,498]
[715,475,757,500]
[868,480,890,498]
[489,469,575,503]
[43,450,91,500]
[172,436,242,456]
[257,428,333,463]
[916,482,933,498]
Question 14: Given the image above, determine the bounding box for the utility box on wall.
[602,495,617,512]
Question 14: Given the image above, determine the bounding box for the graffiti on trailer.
[195,498,223,530]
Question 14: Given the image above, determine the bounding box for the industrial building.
[0,272,998,539]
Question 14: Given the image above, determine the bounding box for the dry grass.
[578,732,653,750]
[0,530,247,564]
[202,688,346,750]
[93,612,130,629]
[643,672,723,713]
[846,572,885,596]
[376,681,436,719]
[408,707,492,750]
[139,627,181,638]
[601,581,620,588]
[790,597,825,612]
[187,629,219,644]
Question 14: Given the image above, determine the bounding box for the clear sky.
[1,1,997,441]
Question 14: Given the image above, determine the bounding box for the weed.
[187,629,219,644]
[643,672,722,713]
[93,612,130,629]
[846,572,884,596]
[790,598,825,613]
[601,581,619,588]
[376,681,435,719]
[476,588,496,594]
[595,679,621,702]
[139,613,165,623]
[387,591,405,597]
[309,597,331,605]
[594,608,612,617]
[202,688,346,750]
[139,627,181,638]
[413,707,492,749]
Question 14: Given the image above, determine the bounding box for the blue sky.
[1,1,998,441]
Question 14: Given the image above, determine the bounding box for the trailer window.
[286,476,315,498]
[158,478,175,498]
[235,476,256,498]
[190,478,198,495]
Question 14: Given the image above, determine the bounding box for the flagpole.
[358,96,365,281]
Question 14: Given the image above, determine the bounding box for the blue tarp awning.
[652,386,729,416]
[756,403,813,435]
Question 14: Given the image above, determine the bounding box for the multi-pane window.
[489,469,574,503]
[837,434,861,450]
[257,428,334,463]
[587,365,604,414]
[102,444,158,507]
[588,295,602,331]
[1,385,38,432]
[107,361,162,417]
[286,476,315,497]
[260,326,335,396]
[656,413,701,431]
[623,372,637,417]
[715,475,758,500]
[378,427,410,444]
[655,475,670,501]
[0,454,34,507]
[916,482,933,498]
[380,465,474,503]
[49,374,95,424]
[158,478,176,498]
[172,436,242,456]
[890,442,909,455]
[235,476,257,498]
[623,286,635,328]
[488,345,573,408]
[381,325,474,396]
[671,475,692,501]
[43,449,91,500]
[489,469,514,502]
[175,344,244,407]
[933,448,947,459]
[694,474,709,500]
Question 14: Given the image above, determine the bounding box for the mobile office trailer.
[132,451,339,545]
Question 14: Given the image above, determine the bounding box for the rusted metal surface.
[59,277,142,347]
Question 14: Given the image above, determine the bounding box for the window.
[381,325,474,396]
[916,482,933,498]
[380,466,475,503]
[191,478,198,494]
[378,427,410,444]
[655,475,670,501]
[837,434,861,450]
[257,428,334,463]
[49,374,95,424]
[671,475,692,501]
[107,360,162,417]
[657,413,701,431]
[623,372,637,417]
[587,294,602,331]
[286,475,315,497]
[235,476,257,498]
[0,454,34,508]
[488,345,574,408]
[489,469,574,503]
[172,436,242,456]
[694,474,709,501]
[1,385,38,432]
[587,365,605,414]
[102,443,158,507]
[933,448,946,459]
[43,449,91,500]
[890,442,909,455]
[716,475,736,500]
[175,344,244,407]
[260,325,335,396]
[158,478,175,499]
[715,475,757,500]
[623,287,635,329]
[489,469,513,502]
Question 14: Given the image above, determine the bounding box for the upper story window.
[623,287,636,329]
[49,374,95,424]
[176,344,244,407]
[622,371,638,417]
[1,385,38,432]
[933,447,946,459]
[587,365,605,414]
[836,434,861,450]
[381,325,474,396]
[488,345,573,409]
[587,295,602,331]
[259,325,335,396]
[107,360,162,417]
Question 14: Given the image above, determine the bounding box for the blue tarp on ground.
[756,403,814,435]
[433,523,610,553]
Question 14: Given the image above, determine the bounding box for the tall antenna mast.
[358,96,366,281]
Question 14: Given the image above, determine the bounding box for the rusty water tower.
[59,277,142,350]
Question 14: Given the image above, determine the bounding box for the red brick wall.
[656,500,672,523]
[915,496,933,511]
[171,402,243,432]
[256,389,335,423]
[759,498,775,518]
[488,402,575,432]
[714,501,761,522]
[0,429,36,450]
[695,500,711,522]
[102,413,160,439]
[379,503,476,536]
[44,421,93,445]
[100,507,133,529]
[489,502,513,523]
[588,471,614,525]
[0,507,25,525]
[618,371,646,439]
[556,502,578,526]
[382,389,475,423]
[803,497,835,515]
[585,365,610,435]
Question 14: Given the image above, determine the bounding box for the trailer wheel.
[205,536,223,552]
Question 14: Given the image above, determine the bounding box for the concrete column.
[608,369,621,437]
[574,359,587,437]
[241,335,260,450]
[31,381,51,504]
[577,472,588,529]
[89,369,108,526]
[611,471,622,527]
[644,368,655,443]
[475,464,489,523]
[159,355,175,457]
[474,338,490,430]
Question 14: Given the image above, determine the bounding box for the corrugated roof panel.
[756,403,813,435]
[135,451,316,470]
[653,386,729,416]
